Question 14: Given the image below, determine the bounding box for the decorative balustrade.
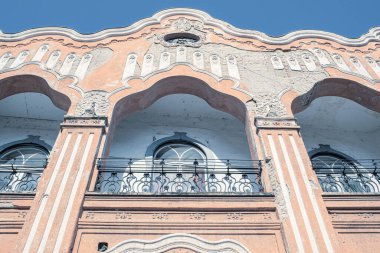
[0,158,47,192]
[95,158,263,194]
[312,159,380,193]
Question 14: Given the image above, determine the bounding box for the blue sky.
[0,0,379,38]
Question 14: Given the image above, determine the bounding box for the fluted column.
[16,116,107,253]
[255,117,340,253]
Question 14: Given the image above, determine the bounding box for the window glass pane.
[0,145,48,167]
[154,143,205,164]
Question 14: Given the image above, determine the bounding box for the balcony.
[0,158,47,193]
[95,158,264,195]
[312,159,380,193]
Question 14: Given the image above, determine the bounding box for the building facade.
[0,8,380,253]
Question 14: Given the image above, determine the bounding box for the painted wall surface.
[297,96,380,159]
[109,94,252,161]
[0,117,61,149]
[0,93,65,151]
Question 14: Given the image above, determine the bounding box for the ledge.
[323,193,380,209]
[84,192,276,211]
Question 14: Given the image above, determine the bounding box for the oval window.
[163,33,200,45]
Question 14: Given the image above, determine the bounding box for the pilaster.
[16,116,107,253]
[255,117,340,253]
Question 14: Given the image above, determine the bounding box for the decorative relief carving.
[59,53,76,75]
[270,55,284,70]
[152,212,168,220]
[173,18,203,32]
[287,56,301,71]
[350,57,372,78]
[302,53,317,71]
[32,44,49,62]
[0,52,11,70]
[227,212,243,221]
[61,116,108,129]
[262,213,272,220]
[253,94,287,117]
[84,212,95,219]
[122,53,137,80]
[265,159,288,220]
[75,91,109,116]
[159,51,171,69]
[18,211,27,219]
[75,53,93,79]
[141,53,155,76]
[46,50,61,70]
[155,18,205,48]
[357,213,374,219]
[226,55,240,79]
[10,50,29,68]
[176,46,187,62]
[312,48,330,65]
[115,212,132,220]
[366,57,380,78]
[192,51,204,69]
[331,53,350,71]
[189,212,206,221]
[255,117,299,130]
[210,55,222,77]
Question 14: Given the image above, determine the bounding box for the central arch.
[103,75,256,160]
[94,75,262,194]
[110,75,252,125]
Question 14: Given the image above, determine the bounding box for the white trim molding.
[106,233,251,253]
[0,8,379,47]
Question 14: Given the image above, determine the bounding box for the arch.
[103,73,254,160]
[0,74,72,112]
[287,77,380,116]
[0,142,49,193]
[109,69,252,125]
[106,233,251,253]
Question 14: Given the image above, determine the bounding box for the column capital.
[254,117,300,131]
[60,115,108,130]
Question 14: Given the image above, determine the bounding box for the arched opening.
[295,95,380,193]
[0,75,70,192]
[96,91,262,194]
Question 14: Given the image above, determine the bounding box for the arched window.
[154,142,206,169]
[311,152,380,193]
[151,142,207,193]
[0,144,48,192]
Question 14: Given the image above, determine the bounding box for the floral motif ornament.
[155,18,206,48]
[75,91,109,116]
[252,94,287,117]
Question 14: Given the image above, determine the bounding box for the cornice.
[0,8,379,47]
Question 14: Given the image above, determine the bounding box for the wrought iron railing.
[95,158,263,194]
[0,158,47,192]
[312,159,380,193]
